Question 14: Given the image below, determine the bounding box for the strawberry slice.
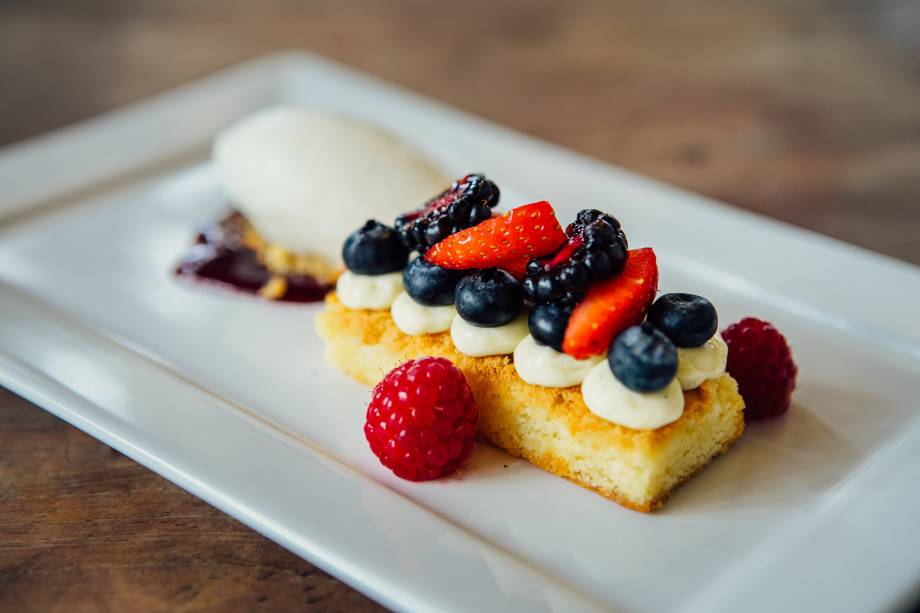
[562,248,659,359]
[495,256,529,280]
[424,201,566,271]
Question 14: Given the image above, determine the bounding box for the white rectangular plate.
[1,52,919,613]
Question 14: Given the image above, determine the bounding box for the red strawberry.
[562,248,659,359]
[495,256,530,280]
[424,201,566,271]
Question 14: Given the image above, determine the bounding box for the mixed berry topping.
[395,174,500,252]
[425,200,567,276]
[402,257,464,306]
[609,323,679,392]
[342,219,409,275]
[562,247,659,359]
[647,293,718,348]
[455,268,524,327]
[528,303,573,352]
[722,317,797,421]
[523,209,628,306]
[364,357,478,481]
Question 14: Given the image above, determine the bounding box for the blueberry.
[455,268,523,327]
[609,324,678,392]
[528,303,572,352]
[402,257,463,306]
[646,293,718,348]
[342,220,409,275]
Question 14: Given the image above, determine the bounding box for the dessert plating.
[316,172,750,511]
[175,109,797,512]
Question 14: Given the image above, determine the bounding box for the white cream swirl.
[336,270,403,310]
[451,313,529,357]
[513,335,603,388]
[391,292,455,336]
[581,361,684,430]
[676,333,728,390]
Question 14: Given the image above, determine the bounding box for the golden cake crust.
[316,294,745,511]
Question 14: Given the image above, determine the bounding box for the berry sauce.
[174,212,332,303]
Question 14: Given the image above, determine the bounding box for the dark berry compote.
[175,212,333,303]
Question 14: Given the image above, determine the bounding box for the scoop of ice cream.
[212,107,449,260]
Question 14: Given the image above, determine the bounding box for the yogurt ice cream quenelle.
[213,107,449,263]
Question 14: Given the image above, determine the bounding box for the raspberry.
[364,357,478,481]
[722,317,798,421]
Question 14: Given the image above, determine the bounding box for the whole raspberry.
[364,357,478,481]
[722,317,798,421]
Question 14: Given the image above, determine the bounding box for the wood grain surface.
[1,1,919,611]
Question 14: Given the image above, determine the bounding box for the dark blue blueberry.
[609,324,678,392]
[402,257,463,306]
[528,303,573,352]
[342,220,409,275]
[455,268,523,327]
[646,293,718,348]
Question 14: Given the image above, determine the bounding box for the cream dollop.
[513,335,603,388]
[677,333,728,390]
[391,292,455,336]
[336,270,403,310]
[451,314,529,357]
[213,107,449,259]
[581,361,684,430]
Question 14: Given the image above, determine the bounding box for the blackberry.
[395,173,500,252]
[522,209,627,305]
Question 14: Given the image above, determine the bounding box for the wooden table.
[2,1,919,610]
